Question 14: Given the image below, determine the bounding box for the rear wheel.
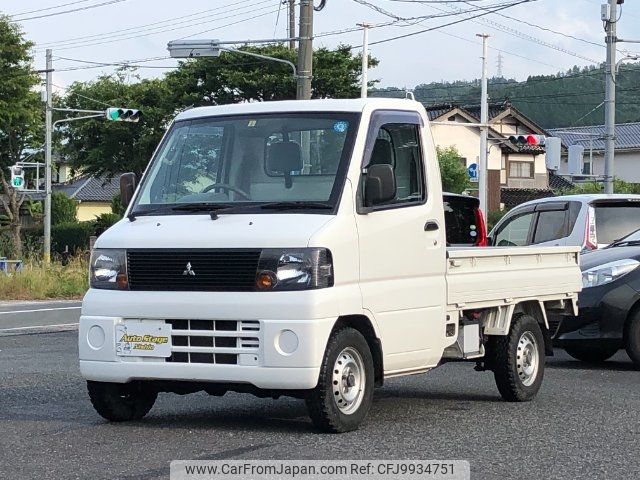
[625,312,640,369]
[488,313,545,402]
[87,381,157,421]
[564,344,619,363]
[305,328,374,433]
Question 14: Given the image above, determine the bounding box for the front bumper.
[79,289,342,390]
[554,282,640,347]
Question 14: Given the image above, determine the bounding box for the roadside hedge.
[51,221,96,254]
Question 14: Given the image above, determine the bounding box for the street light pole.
[603,0,617,194]
[296,0,313,100]
[358,23,372,99]
[288,0,296,50]
[44,49,53,264]
[477,34,489,219]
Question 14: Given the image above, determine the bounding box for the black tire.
[564,344,619,363]
[87,381,157,422]
[625,312,640,369]
[305,328,374,433]
[487,313,545,402]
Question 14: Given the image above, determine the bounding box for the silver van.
[489,194,640,249]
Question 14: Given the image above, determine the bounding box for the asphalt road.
[1,329,639,480]
[0,300,81,333]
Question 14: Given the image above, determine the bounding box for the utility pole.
[477,34,489,219]
[296,0,313,99]
[603,0,618,194]
[44,49,53,264]
[358,23,372,98]
[288,0,296,50]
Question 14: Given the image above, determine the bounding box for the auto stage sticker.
[115,321,171,357]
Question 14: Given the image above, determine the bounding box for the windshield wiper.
[606,239,640,248]
[258,201,333,211]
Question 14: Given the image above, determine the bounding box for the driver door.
[355,111,447,374]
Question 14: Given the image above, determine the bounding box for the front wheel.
[487,313,545,402]
[305,328,374,433]
[87,381,157,421]
[625,312,640,369]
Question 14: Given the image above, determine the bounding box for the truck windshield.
[132,112,359,215]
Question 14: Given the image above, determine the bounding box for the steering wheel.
[201,183,251,200]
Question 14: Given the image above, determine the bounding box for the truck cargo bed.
[446,246,582,309]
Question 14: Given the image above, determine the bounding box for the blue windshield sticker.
[333,121,348,133]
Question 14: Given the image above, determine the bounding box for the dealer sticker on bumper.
[115,320,172,358]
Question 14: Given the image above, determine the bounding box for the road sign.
[467,163,479,183]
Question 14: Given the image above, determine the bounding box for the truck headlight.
[256,248,333,291]
[90,249,128,290]
[582,259,640,288]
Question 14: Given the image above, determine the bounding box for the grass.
[0,256,88,301]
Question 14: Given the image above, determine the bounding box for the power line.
[36,0,270,48]
[359,0,537,47]
[52,83,113,107]
[9,0,95,17]
[35,4,284,52]
[11,0,129,22]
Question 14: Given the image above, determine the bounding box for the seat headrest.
[267,141,303,174]
[369,138,393,166]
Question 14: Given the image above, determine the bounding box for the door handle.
[424,220,440,232]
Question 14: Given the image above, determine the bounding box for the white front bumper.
[79,289,339,390]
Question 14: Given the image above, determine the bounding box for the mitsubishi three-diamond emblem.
[182,262,196,276]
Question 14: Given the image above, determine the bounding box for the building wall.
[77,202,111,221]
[559,150,640,183]
[430,121,502,170]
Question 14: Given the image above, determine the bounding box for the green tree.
[165,44,378,107]
[0,16,42,257]
[437,146,470,193]
[51,192,78,225]
[561,178,640,195]
[59,71,172,178]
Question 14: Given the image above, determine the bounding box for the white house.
[548,123,640,183]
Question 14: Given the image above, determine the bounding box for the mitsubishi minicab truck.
[80,98,582,432]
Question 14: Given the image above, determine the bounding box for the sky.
[4,0,640,96]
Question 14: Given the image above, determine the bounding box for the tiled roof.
[423,101,512,122]
[500,188,555,210]
[548,171,575,190]
[548,123,640,152]
[53,174,119,202]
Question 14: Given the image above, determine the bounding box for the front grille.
[127,249,261,292]
[165,319,261,365]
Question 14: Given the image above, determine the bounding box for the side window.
[494,212,535,246]
[532,210,567,243]
[367,123,425,206]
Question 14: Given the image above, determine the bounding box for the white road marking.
[0,306,81,316]
[0,322,79,333]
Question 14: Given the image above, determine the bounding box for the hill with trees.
[375,63,640,129]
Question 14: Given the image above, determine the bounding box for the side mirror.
[364,164,396,207]
[119,172,137,208]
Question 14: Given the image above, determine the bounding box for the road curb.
[0,323,79,337]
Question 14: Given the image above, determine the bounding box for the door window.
[494,212,534,246]
[532,209,567,243]
[366,123,425,206]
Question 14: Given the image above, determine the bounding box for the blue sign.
[467,163,479,182]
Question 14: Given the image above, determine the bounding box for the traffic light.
[105,108,140,122]
[10,165,25,190]
[508,134,546,147]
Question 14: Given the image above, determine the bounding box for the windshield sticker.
[333,121,348,133]
[247,120,257,127]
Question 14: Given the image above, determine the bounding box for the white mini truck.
[80,98,581,432]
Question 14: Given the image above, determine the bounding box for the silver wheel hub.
[517,331,539,387]
[332,347,365,415]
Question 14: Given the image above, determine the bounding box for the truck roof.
[174,97,423,122]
